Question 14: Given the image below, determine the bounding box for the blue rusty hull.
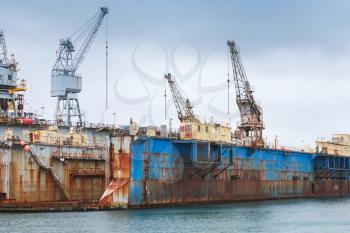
[114,137,350,207]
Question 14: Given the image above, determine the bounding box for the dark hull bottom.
[1,192,349,212]
[122,179,350,209]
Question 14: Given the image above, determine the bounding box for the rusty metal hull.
[105,136,350,208]
[0,122,111,211]
[0,142,109,210]
[1,132,350,211]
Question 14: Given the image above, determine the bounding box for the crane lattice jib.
[227,40,262,121]
[52,40,74,75]
[0,31,9,64]
[164,73,196,122]
[227,40,250,102]
[52,7,108,76]
[72,7,108,73]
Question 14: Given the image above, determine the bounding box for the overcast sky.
[2,0,350,147]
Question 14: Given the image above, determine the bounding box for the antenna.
[164,78,167,120]
[227,45,230,116]
[105,13,109,109]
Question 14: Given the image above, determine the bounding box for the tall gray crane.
[51,7,108,126]
[164,73,196,122]
[0,31,25,118]
[0,31,9,65]
[227,40,264,147]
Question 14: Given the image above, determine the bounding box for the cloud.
[2,0,350,147]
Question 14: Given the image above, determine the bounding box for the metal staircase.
[28,145,72,201]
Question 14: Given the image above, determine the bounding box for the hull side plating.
[107,137,349,208]
[1,133,349,211]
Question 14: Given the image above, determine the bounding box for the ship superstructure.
[316,134,350,156]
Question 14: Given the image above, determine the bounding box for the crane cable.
[164,77,167,120]
[70,11,100,45]
[105,13,108,109]
[227,44,230,116]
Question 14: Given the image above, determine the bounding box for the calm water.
[1,197,350,233]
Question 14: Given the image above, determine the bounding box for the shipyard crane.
[164,73,197,122]
[0,31,9,65]
[51,7,108,126]
[0,31,26,118]
[227,40,264,147]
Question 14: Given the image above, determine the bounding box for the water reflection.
[1,197,350,233]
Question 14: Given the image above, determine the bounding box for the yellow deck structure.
[179,120,232,143]
[316,134,350,156]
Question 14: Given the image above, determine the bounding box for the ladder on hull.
[28,145,72,201]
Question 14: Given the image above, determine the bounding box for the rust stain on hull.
[0,143,108,210]
[1,135,350,211]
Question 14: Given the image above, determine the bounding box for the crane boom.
[72,7,108,73]
[52,7,108,76]
[164,73,196,122]
[227,40,264,147]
